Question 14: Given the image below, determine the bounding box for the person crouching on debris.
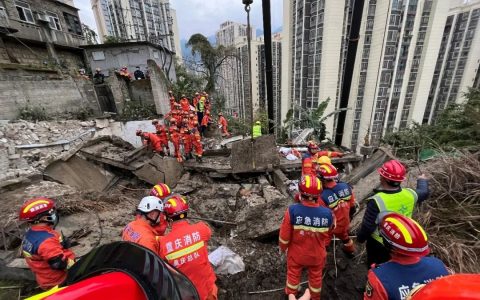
[136,129,165,156]
[357,160,429,267]
[318,164,357,257]
[122,196,164,254]
[149,183,173,236]
[152,119,170,156]
[302,141,320,176]
[279,175,335,300]
[158,194,217,300]
[217,112,231,138]
[364,212,448,300]
[19,197,76,290]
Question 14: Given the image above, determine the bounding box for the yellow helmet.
[316,156,332,165]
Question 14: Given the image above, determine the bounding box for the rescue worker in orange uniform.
[158,195,217,300]
[149,183,172,236]
[301,142,320,176]
[407,274,480,300]
[364,212,449,300]
[179,94,190,112]
[217,112,230,137]
[201,111,211,136]
[279,175,335,300]
[122,196,164,254]
[318,164,356,257]
[174,104,183,125]
[191,127,203,162]
[168,119,182,162]
[193,92,200,108]
[19,197,76,290]
[152,119,170,156]
[136,130,164,155]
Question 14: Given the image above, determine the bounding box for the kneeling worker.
[122,196,164,254]
[19,197,76,290]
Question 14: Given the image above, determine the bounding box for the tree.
[82,24,98,45]
[104,35,124,44]
[170,61,204,99]
[283,98,350,142]
[186,34,235,93]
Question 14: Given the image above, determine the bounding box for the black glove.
[61,232,72,249]
[349,203,359,221]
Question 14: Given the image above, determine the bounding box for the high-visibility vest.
[370,188,418,243]
[197,99,205,112]
[253,125,262,138]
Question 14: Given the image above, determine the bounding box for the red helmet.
[135,129,143,136]
[298,175,322,197]
[408,274,480,300]
[379,212,429,257]
[150,183,172,199]
[170,118,177,123]
[378,160,406,182]
[307,141,319,153]
[164,194,189,219]
[317,164,338,180]
[19,197,56,222]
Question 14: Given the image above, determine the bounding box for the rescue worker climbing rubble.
[318,164,357,257]
[19,197,76,290]
[191,127,203,162]
[279,175,335,300]
[357,160,430,266]
[217,112,230,137]
[180,94,190,112]
[158,194,217,300]
[122,196,164,254]
[301,142,320,176]
[152,119,170,156]
[168,119,182,162]
[364,212,449,300]
[136,130,164,155]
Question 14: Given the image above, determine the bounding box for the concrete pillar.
[147,59,169,115]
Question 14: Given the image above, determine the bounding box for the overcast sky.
[74,0,283,41]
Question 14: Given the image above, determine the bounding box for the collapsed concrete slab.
[230,135,279,173]
[134,155,184,187]
[44,155,115,192]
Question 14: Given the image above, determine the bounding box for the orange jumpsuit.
[154,124,170,153]
[142,132,163,154]
[169,125,182,160]
[181,129,193,157]
[279,201,334,300]
[314,151,343,159]
[218,116,230,137]
[122,218,160,254]
[321,181,356,253]
[169,96,176,111]
[158,220,217,300]
[301,154,317,176]
[192,130,203,158]
[180,97,190,112]
[22,224,75,289]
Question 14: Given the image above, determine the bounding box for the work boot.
[342,238,355,258]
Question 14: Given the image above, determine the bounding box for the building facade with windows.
[281,0,355,140]
[342,0,480,151]
[91,0,180,60]
[0,0,85,71]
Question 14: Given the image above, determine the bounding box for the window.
[92,51,105,61]
[63,12,82,35]
[46,12,61,30]
[15,0,34,23]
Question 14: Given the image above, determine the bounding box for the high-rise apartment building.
[91,0,180,56]
[342,0,480,151]
[281,0,354,138]
[258,33,282,135]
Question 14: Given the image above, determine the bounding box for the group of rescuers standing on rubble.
[17,137,480,297]
[135,90,264,164]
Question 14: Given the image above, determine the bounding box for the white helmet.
[137,196,164,213]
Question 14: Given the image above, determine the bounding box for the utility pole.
[262,0,274,134]
[334,0,365,145]
[243,0,254,139]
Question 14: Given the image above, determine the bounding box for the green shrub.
[18,105,50,121]
[117,101,157,121]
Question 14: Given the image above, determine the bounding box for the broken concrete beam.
[220,135,244,147]
[150,155,184,187]
[231,135,279,173]
[133,163,165,185]
[272,169,289,196]
[203,148,231,157]
[44,155,115,192]
[343,148,393,185]
[257,175,270,187]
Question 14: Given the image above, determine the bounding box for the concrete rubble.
[0,118,389,299]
